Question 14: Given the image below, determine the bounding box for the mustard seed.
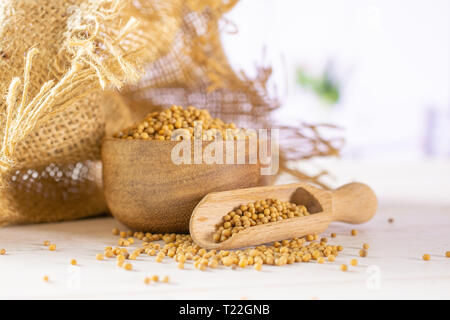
[43,240,50,246]
[330,233,336,238]
[351,229,357,236]
[208,259,219,269]
[359,249,367,258]
[43,276,49,282]
[144,277,151,285]
[124,263,133,271]
[362,243,370,250]
[239,258,248,268]
[422,254,430,261]
[49,244,56,251]
[129,254,137,260]
[214,199,310,242]
[446,251,450,258]
[302,253,312,262]
[350,259,358,266]
[97,228,345,271]
[96,254,104,261]
[115,105,245,142]
[340,264,348,272]
[162,276,169,283]
[151,275,159,282]
[254,263,262,271]
[70,259,77,266]
[222,256,234,266]
[0,249,6,255]
[112,228,120,236]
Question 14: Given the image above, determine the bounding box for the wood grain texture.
[190,182,377,249]
[333,182,378,224]
[102,138,265,233]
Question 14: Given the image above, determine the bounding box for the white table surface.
[1,161,449,300]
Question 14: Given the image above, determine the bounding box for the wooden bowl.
[101,138,265,233]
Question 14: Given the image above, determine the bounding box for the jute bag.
[0,0,183,225]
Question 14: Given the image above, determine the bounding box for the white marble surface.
[0,161,449,299]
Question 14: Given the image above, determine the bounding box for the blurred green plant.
[296,65,340,105]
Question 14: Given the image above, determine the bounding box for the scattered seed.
[350,229,357,236]
[43,276,49,282]
[0,249,6,255]
[422,254,430,261]
[112,228,120,236]
[359,249,367,258]
[162,276,169,283]
[362,243,370,250]
[144,277,151,285]
[350,259,358,266]
[208,260,219,269]
[340,264,348,272]
[98,228,347,272]
[330,233,336,238]
[70,259,77,266]
[96,254,104,261]
[43,240,50,246]
[124,263,133,271]
[388,218,394,223]
[49,244,56,251]
[446,251,450,258]
[151,275,159,282]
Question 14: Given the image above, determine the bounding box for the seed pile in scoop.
[213,199,310,243]
[114,105,249,141]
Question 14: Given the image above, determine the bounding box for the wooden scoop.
[190,182,377,250]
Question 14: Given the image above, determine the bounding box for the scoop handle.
[331,182,377,224]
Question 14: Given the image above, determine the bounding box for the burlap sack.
[0,0,183,225]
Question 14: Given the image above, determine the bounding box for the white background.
[222,0,450,160]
